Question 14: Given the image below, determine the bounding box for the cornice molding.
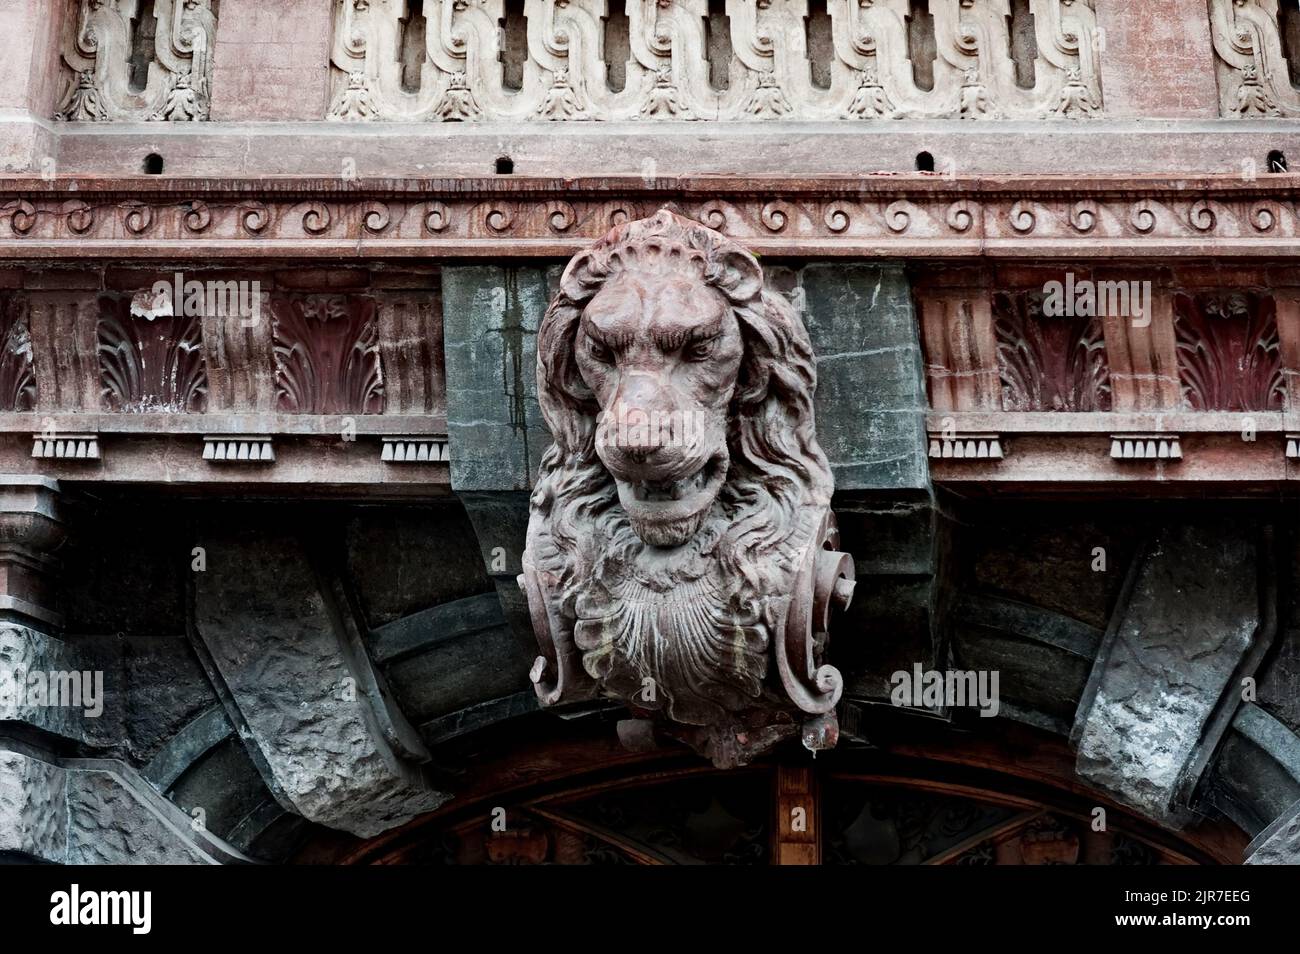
[3,174,1300,260]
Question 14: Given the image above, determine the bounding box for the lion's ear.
[705,248,763,302]
[559,248,606,303]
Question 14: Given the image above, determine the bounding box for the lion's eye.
[683,339,716,362]
[586,337,613,363]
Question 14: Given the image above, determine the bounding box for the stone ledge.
[6,120,1299,177]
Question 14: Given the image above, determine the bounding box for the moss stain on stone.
[497,269,531,476]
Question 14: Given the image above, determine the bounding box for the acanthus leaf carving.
[0,295,37,412]
[99,295,208,413]
[1174,291,1285,412]
[328,71,384,121]
[1049,67,1101,118]
[271,295,385,415]
[994,291,1111,412]
[520,209,855,769]
[844,65,897,119]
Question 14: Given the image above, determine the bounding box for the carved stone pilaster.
[917,281,1001,413]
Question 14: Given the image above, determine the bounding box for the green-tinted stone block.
[800,263,929,492]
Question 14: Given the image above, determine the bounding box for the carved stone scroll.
[327,0,1103,122]
[56,0,220,122]
[1209,0,1300,117]
[520,209,856,768]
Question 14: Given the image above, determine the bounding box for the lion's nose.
[614,412,667,460]
[609,373,679,456]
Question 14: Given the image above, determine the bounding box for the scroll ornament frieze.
[6,188,1300,252]
[56,0,219,122]
[520,210,856,768]
[327,0,1103,122]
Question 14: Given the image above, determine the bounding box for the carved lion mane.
[525,209,835,740]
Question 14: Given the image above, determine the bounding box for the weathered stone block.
[1245,797,1300,864]
[192,526,448,838]
[65,768,211,865]
[209,0,332,121]
[1074,521,1262,825]
[0,749,66,861]
[800,265,928,492]
[0,625,83,741]
[442,266,552,493]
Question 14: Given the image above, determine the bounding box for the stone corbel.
[625,0,671,85]
[189,525,448,838]
[545,0,611,115]
[933,0,997,118]
[846,0,926,117]
[426,0,493,119]
[724,0,796,117]
[519,210,857,768]
[328,0,404,120]
[1073,521,1279,827]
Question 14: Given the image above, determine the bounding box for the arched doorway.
[304,721,1247,865]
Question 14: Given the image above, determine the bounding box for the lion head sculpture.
[520,210,855,768]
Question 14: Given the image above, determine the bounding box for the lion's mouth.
[629,467,711,503]
[614,455,727,544]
